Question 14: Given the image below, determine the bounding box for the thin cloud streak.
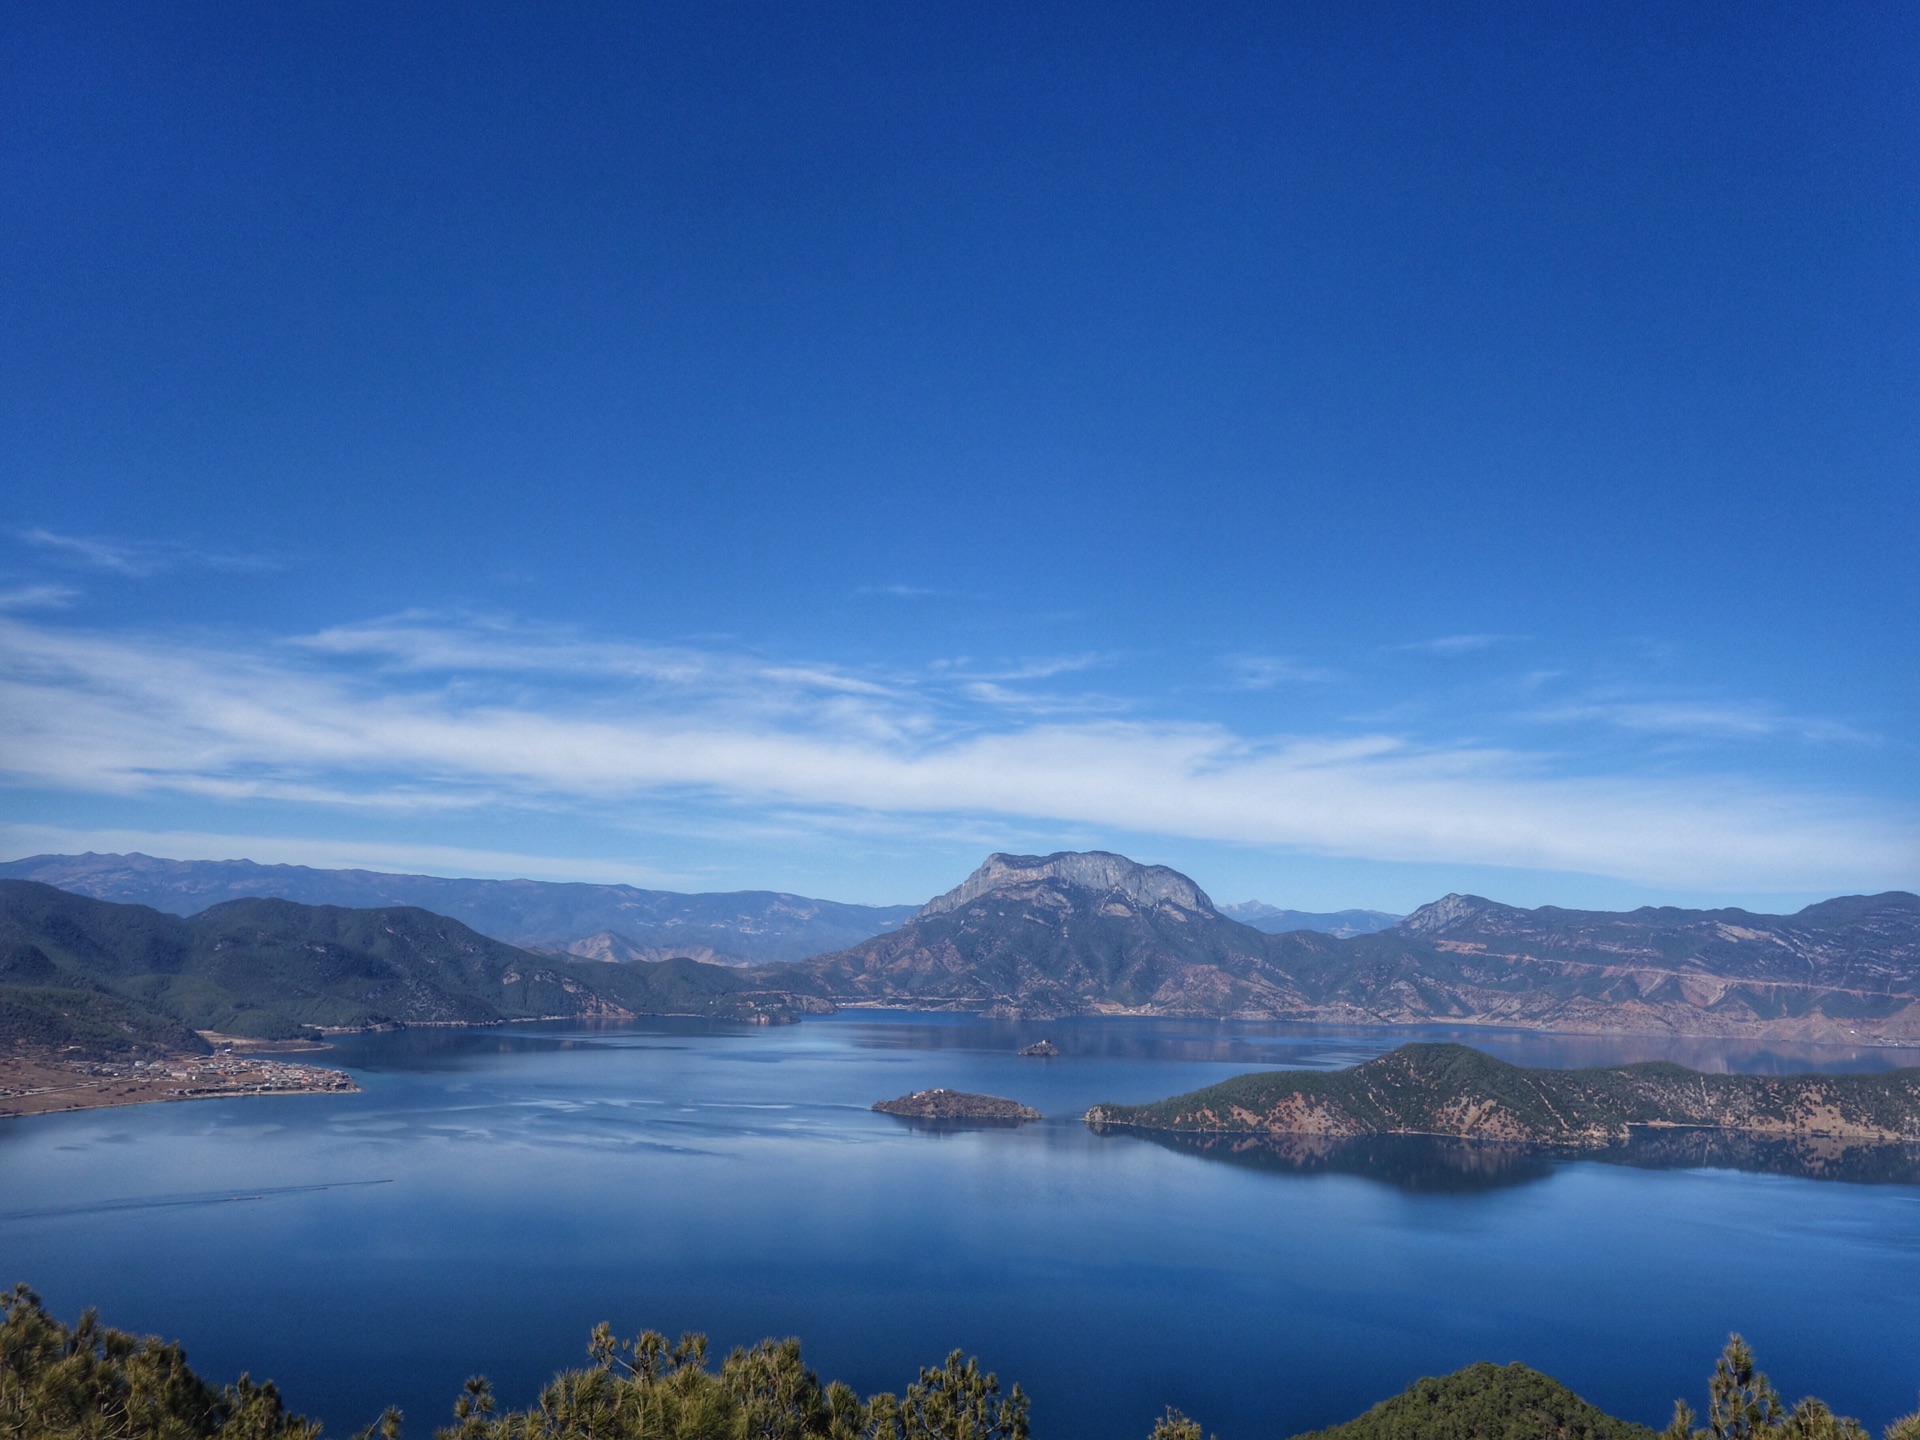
[1533,699,1874,744]
[0,615,1912,893]
[1392,633,1519,656]
[0,584,80,611]
[1231,655,1339,688]
[19,527,277,577]
[299,614,901,701]
[853,583,977,600]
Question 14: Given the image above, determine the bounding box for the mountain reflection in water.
[1096,1126,1920,1192]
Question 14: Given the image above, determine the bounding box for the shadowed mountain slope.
[0,881,818,1050]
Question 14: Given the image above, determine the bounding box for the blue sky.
[2,1,1915,911]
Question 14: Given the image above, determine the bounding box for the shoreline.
[823,999,1920,1051]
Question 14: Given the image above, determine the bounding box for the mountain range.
[787,851,1920,1042]
[0,854,1403,953]
[0,853,917,964]
[7,849,1919,1048]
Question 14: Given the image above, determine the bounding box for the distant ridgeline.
[3,1283,1915,1440]
[0,853,919,965]
[0,880,824,1057]
[787,851,1920,1043]
[1086,1043,1920,1149]
[1218,899,1403,937]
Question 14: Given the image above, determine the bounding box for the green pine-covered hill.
[0,983,211,1059]
[1290,1362,1655,1440]
[1086,1043,1920,1146]
[0,880,820,1054]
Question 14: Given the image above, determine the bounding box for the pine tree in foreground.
[5,1281,1917,1440]
[1662,1336,1920,1440]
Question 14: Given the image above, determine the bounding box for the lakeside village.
[0,1047,358,1118]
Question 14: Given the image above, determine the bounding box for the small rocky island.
[873,1089,1042,1122]
[1084,1043,1920,1148]
[1018,1040,1059,1057]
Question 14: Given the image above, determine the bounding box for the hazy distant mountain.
[558,931,733,967]
[0,854,916,964]
[1218,900,1402,937]
[787,850,1920,1041]
[0,880,821,1051]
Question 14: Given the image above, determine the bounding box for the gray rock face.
[918,851,1213,917]
[1396,893,1510,935]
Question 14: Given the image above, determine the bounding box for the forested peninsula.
[4,1284,1915,1440]
[1084,1044,1920,1147]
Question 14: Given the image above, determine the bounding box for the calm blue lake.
[3,1014,1917,1439]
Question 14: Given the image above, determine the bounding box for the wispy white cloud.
[1230,655,1338,688]
[1533,699,1874,745]
[19,527,276,577]
[854,583,974,600]
[299,613,899,699]
[0,613,1911,893]
[0,584,80,611]
[968,655,1108,683]
[1392,633,1519,656]
[957,680,1130,715]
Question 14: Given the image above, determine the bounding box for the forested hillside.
[0,881,819,1054]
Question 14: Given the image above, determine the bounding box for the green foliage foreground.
[3,1284,1915,1440]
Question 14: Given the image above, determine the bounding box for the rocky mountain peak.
[918,851,1215,918]
[1397,893,1494,935]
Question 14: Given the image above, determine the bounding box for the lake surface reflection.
[1103,1128,1920,1193]
[2,1013,1917,1440]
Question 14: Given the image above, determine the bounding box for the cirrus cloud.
[0,613,1912,894]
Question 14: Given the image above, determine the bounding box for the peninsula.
[1084,1043,1920,1148]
